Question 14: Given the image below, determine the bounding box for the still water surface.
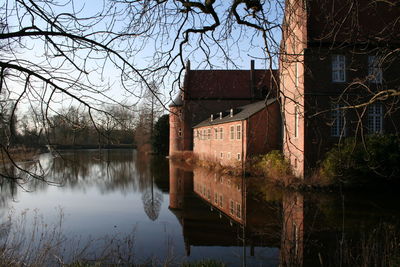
[0,149,399,266]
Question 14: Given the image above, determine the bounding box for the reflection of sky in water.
[0,150,278,266]
[2,150,400,266]
[1,150,183,262]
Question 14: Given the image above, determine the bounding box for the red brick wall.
[280,0,308,177]
[169,106,183,155]
[247,101,282,156]
[182,99,253,151]
[193,103,282,166]
[193,120,247,166]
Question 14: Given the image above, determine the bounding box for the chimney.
[219,112,222,119]
[250,60,256,100]
[186,60,191,71]
[210,114,214,121]
[230,108,234,117]
[182,60,191,101]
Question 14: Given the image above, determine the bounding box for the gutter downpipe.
[241,118,246,267]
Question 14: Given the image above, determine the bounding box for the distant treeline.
[1,105,169,154]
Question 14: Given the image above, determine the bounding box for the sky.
[1,0,284,119]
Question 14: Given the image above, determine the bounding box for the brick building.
[280,0,400,177]
[170,0,400,178]
[169,61,279,157]
[192,99,281,166]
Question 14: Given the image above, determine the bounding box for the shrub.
[255,150,294,185]
[320,134,400,185]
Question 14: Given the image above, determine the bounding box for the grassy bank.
[169,151,244,176]
[0,146,40,165]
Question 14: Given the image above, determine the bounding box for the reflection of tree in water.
[0,159,48,214]
[0,150,167,221]
[0,177,17,219]
[47,150,139,193]
[142,177,163,221]
[136,152,163,221]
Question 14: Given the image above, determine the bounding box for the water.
[0,149,399,266]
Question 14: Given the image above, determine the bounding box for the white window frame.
[332,54,346,82]
[230,125,235,140]
[219,127,223,140]
[367,103,383,134]
[368,55,382,84]
[237,153,241,161]
[207,128,211,140]
[214,128,218,139]
[331,104,346,137]
[236,124,242,140]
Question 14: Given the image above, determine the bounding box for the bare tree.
[1,0,399,180]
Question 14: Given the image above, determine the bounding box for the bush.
[320,134,400,185]
[255,150,294,185]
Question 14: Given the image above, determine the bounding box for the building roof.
[169,93,183,107]
[185,69,278,100]
[193,98,277,128]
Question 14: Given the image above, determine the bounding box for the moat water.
[0,150,399,266]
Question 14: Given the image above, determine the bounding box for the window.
[368,103,383,134]
[295,61,299,87]
[293,223,299,256]
[294,106,299,138]
[227,152,231,159]
[207,189,211,200]
[214,128,218,139]
[236,203,241,219]
[332,55,346,82]
[219,194,223,207]
[237,153,241,161]
[230,126,235,140]
[220,152,224,159]
[331,104,346,137]
[368,56,382,84]
[178,128,182,137]
[214,192,218,204]
[230,200,234,215]
[207,128,211,139]
[236,125,241,140]
[219,127,223,140]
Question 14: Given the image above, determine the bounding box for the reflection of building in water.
[281,192,304,266]
[193,168,244,224]
[170,163,400,266]
[169,163,282,259]
[169,162,193,211]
